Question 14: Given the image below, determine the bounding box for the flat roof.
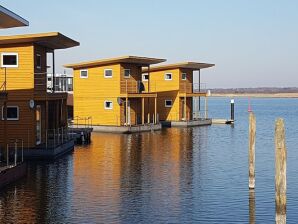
[0,5,29,29]
[64,56,166,69]
[0,32,80,49]
[143,62,215,73]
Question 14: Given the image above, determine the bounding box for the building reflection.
[0,157,73,223]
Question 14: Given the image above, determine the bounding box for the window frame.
[181,73,187,80]
[142,73,149,82]
[104,69,113,78]
[1,53,19,68]
[165,73,172,81]
[80,69,88,79]
[165,100,173,108]
[104,100,113,110]
[36,54,41,69]
[124,69,131,78]
[2,106,19,121]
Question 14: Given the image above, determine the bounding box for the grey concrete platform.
[21,140,75,160]
[84,123,162,134]
[0,162,26,189]
[161,119,212,127]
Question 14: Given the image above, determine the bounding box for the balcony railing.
[35,73,73,93]
[120,80,156,94]
[180,82,207,94]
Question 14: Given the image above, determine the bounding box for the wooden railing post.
[249,112,256,189]
[275,118,287,224]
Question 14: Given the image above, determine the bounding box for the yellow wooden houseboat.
[0,32,79,158]
[142,62,215,127]
[64,56,166,133]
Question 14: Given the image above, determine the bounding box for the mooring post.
[275,118,287,224]
[249,190,256,224]
[249,112,256,189]
[231,99,235,121]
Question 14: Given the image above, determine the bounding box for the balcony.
[120,80,156,94]
[35,73,73,93]
[179,82,207,94]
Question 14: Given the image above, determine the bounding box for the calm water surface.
[1,98,298,223]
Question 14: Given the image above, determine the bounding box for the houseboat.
[142,62,215,127]
[0,5,29,189]
[64,56,166,133]
[0,32,80,159]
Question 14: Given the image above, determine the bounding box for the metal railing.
[0,139,24,170]
[69,116,93,128]
[45,127,70,149]
[35,72,73,93]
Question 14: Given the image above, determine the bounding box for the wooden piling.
[248,112,256,189]
[249,190,256,224]
[275,118,287,224]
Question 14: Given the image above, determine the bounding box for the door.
[36,105,42,145]
[123,100,131,125]
[181,99,186,121]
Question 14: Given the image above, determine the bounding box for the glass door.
[36,105,41,145]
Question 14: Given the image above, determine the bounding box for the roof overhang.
[0,32,80,50]
[64,56,166,69]
[0,5,29,29]
[143,62,215,73]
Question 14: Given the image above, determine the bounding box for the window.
[124,69,130,78]
[165,100,173,107]
[104,69,113,78]
[2,106,19,120]
[104,101,113,110]
[165,73,172,80]
[36,54,41,69]
[80,70,88,78]
[182,73,187,80]
[142,73,149,81]
[1,53,18,68]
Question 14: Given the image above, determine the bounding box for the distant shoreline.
[210,93,298,98]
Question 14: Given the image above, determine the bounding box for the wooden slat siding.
[148,69,180,92]
[120,63,142,94]
[179,68,194,94]
[34,44,47,93]
[129,98,141,125]
[73,64,121,126]
[0,99,35,147]
[0,44,34,91]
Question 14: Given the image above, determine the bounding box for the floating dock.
[161,119,212,127]
[212,119,234,124]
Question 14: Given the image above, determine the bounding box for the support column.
[184,96,187,121]
[205,96,208,119]
[142,97,145,125]
[198,69,201,112]
[154,97,157,124]
[126,96,128,125]
[51,51,55,92]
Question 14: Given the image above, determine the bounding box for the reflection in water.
[249,190,255,224]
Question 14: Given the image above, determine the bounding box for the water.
[1,97,298,223]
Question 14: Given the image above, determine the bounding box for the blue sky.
[1,0,297,88]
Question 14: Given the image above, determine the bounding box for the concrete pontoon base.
[85,123,162,134]
[22,140,75,160]
[0,162,26,189]
[161,119,212,127]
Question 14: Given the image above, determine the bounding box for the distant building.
[142,62,214,125]
[65,56,166,131]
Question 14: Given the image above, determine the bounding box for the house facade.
[65,56,166,129]
[0,32,79,152]
[143,62,214,124]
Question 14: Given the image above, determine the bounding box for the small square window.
[142,73,149,81]
[124,69,130,78]
[182,73,187,80]
[165,100,173,107]
[1,53,18,68]
[104,69,113,78]
[165,73,172,80]
[104,101,113,109]
[36,54,41,69]
[80,70,88,78]
[2,106,19,120]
